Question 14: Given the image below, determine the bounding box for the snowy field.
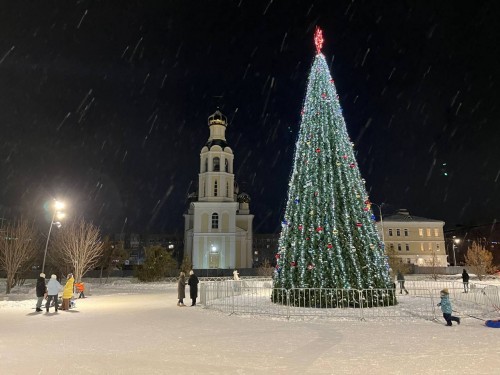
[1,277,500,375]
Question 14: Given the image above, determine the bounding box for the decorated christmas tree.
[272,28,395,307]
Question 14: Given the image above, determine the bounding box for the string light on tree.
[272,27,394,308]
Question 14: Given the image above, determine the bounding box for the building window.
[388,229,393,237]
[225,159,229,172]
[434,228,439,237]
[226,181,229,197]
[213,157,220,172]
[211,213,219,229]
[214,181,218,196]
[420,243,424,251]
[418,228,423,236]
[428,243,432,251]
[404,229,409,237]
[397,244,402,251]
[436,244,440,251]
[396,229,401,236]
[426,228,431,236]
[204,158,208,173]
[405,244,410,251]
[389,243,394,251]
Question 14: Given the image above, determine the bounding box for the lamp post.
[41,200,65,273]
[371,203,385,244]
[452,236,460,267]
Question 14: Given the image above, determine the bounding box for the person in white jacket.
[45,274,62,313]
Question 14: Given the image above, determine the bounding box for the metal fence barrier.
[200,278,500,321]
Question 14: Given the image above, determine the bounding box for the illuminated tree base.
[271,288,397,308]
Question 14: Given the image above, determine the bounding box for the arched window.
[211,213,219,229]
[204,158,208,173]
[213,157,220,172]
[225,159,229,172]
[214,180,218,196]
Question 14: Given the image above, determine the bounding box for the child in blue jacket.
[437,288,460,326]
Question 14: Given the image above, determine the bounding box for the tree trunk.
[6,274,14,294]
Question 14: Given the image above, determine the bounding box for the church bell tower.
[183,110,254,270]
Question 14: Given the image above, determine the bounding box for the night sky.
[1,1,499,235]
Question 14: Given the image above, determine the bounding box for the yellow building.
[375,209,447,267]
[183,110,254,269]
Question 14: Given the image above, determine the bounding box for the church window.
[211,213,219,229]
[225,159,229,172]
[213,157,220,172]
[226,181,229,197]
[214,181,218,196]
[204,158,208,173]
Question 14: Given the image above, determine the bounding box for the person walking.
[177,272,186,306]
[397,271,409,294]
[437,288,460,326]
[188,270,199,306]
[35,273,47,312]
[75,281,86,298]
[462,269,470,293]
[45,274,61,313]
[61,273,75,310]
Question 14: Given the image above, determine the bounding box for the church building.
[183,110,254,270]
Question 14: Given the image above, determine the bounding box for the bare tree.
[0,218,39,294]
[97,238,128,284]
[465,241,494,281]
[424,248,440,281]
[179,254,193,275]
[385,245,410,279]
[257,259,274,277]
[49,218,104,282]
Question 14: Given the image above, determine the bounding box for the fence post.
[230,281,235,315]
[286,289,291,320]
[359,290,365,321]
[200,283,205,306]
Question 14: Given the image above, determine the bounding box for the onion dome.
[187,191,198,202]
[208,110,227,127]
[237,192,251,203]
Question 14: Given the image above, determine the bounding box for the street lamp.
[41,200,65,273]
[370,202,385,244]
[452,236,460,267]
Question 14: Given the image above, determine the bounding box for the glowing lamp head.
[54,200,65,210]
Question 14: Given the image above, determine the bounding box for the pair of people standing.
[177,270,199,307]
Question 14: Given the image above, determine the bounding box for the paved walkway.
[1,289,499,374]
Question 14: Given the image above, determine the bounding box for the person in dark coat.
[188,270,199,306]
[397,271,409,294]
[462,269,470,293]
[177,272,186,306]
[35,273,47,312]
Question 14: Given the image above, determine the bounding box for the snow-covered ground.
[1,277,500,374]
